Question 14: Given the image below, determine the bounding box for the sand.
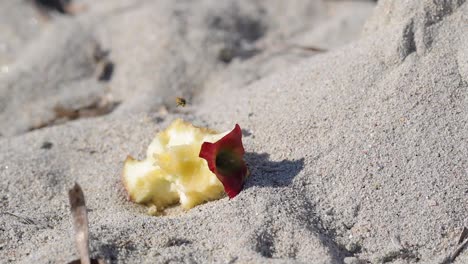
[1,0,467,263]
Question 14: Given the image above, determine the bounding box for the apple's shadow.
[244,152,304,188]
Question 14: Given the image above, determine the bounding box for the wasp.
[175,97,187,107]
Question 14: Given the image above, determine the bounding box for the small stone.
[427,199,438,206]
[346,242,361,253]
[41,141,53,149]
[344,257,365,264]
[218,47,234,63]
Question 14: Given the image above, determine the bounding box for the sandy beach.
[1,0,467,263]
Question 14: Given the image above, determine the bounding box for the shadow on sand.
[244,152,304,188]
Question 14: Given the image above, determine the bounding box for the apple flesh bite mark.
[122,119,248,212]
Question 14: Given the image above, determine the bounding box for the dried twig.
[449,239,468,262]
[440,227,468,264]
[69,183,90,264]
[291,44,327,53]
[457,227,468,245]
[1,211,35,225]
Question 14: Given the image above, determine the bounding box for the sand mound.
[1,0,467,263]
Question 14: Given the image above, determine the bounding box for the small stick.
[1,212,35,225]
[291,44,327,53]
[457,227,468,245]
[449,239,468,262]
[69,183,90,264]
[440,227,468,264]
